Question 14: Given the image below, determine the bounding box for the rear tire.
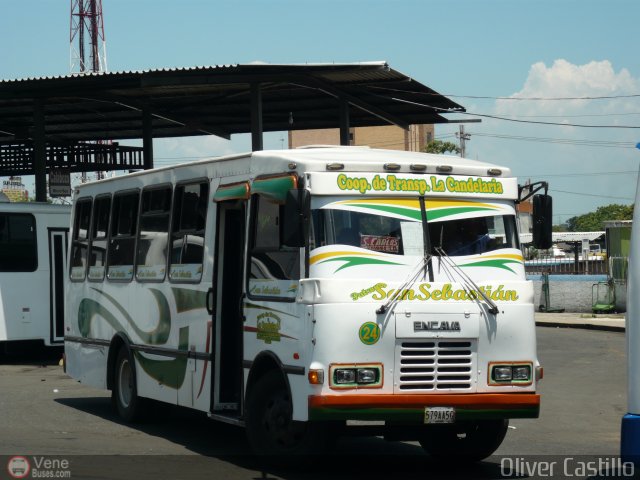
[245,370,329,456]
[419,419,509,462]
[111,346,144,423]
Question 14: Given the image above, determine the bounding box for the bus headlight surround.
[329,363,383,389]
[489,362,533,386]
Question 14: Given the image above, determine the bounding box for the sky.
[1,0,640,224]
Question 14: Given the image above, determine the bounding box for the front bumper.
[309,393,540,422]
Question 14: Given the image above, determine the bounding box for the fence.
[524,256,608,275]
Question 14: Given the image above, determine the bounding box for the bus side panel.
[65,341,108,390]
[0,272,48,342]
[243,299,310,421]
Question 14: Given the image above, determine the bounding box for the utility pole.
[456,125,471,158]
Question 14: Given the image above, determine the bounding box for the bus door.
[212,199,246,414]
[48,228,68,345]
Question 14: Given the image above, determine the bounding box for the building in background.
[289,124,434,152]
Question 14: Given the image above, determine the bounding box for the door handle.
[239,292,246,322]
[206,287,214,315]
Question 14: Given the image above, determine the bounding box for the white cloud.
[461,59,640,222]
[496,59,640,118]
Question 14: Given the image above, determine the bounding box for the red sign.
[361,235,399,253]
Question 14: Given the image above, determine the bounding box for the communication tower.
[70,0,109,181]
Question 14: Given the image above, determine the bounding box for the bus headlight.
[512,365,532,381]
[329,364,383,389]
[493,366,512,382]
[356,368,378,384]
[335,369,356,384]
[489,362,533,386]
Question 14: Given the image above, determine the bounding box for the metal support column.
[33,100,47,202]
[143,108,154,170]
[251,83,263,151]
[339,100,350,146]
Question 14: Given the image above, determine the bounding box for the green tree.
[424,140,460,155]
[565,203,634,231]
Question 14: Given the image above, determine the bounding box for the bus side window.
[249,194,300,283]
[136,186,172,282]
[0,213,37,272]
[107,191,139,282]
[70,199,92,280]
[87,195,111,281]
[169,182,208,282]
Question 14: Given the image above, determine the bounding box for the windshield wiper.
[376,253,431,315]
[434,247,500,315]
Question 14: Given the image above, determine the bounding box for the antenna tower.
[70,0,107,74]
[70,0,109,181]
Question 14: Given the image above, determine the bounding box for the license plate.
[424,407,455,424]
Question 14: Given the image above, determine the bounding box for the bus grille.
[396,340,475,392]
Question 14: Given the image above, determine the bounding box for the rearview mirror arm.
[517,181,548,203]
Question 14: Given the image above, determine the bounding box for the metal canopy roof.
[0,62,464,143]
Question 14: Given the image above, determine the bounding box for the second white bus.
[0,202,70,351]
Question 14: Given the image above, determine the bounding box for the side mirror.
[532,194,553,250]
[282,189,310,248]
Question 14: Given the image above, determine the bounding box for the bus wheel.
[419,420,509,462]
[246,370,327,456]
[112,346,143,423]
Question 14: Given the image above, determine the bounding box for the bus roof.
[75,146,512,194]
[0,202,71,215]
[250,147,511,178]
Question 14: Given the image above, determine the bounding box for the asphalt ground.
[0,326,628,480]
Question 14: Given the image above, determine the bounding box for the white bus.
[0,202,70,350]
[64,146,551,459]
[622,164,640,462]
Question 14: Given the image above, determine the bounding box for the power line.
[391,96,640,129]
[550,188,634,201]
[495,112,640,118]
[366,85,640,101]
[468,132,636,149]
[523,170,638,178]
[463,111,640,129]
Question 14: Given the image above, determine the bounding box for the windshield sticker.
[350,282,519,302]
[337,174,504,196]
[458,253,524,274]
[310,250,404,272]
[329,198,505,222]
[360,235,400,253]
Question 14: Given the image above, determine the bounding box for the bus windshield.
[310,197,519,258]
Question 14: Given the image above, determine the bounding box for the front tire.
[112,346,144,422]
[419,419,509,462]
[245,370,328,456]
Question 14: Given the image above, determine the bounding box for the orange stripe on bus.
[309,393,540,409]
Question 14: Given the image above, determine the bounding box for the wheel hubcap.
[262,391,305,448]
[118,358,133,408]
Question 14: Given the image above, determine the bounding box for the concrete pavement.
[535,311,625,332]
